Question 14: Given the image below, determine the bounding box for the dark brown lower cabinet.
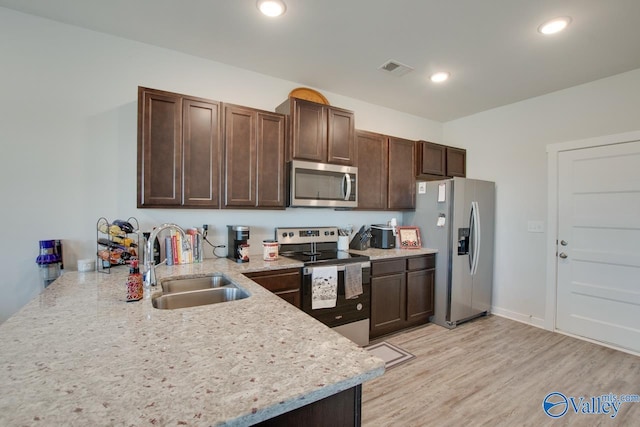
[255,385,361,426]
[243,268,301,308]
[370,254,434,339]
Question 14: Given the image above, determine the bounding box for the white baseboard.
[491,306,546,329]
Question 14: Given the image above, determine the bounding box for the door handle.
[469,201,481,275]
[342,173,351,201]
[560,240,568,246]
[559,252,568,259]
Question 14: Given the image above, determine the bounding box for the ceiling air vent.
[378,60,414,77]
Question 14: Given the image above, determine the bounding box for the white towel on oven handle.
[311,265,337,309]
[344,263,363,299]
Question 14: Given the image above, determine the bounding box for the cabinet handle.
[559,252,568,259]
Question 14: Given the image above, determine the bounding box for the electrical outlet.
[418,182,427,194]
[527,220,544,233]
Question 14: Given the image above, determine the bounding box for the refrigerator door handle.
[469,201,481,275]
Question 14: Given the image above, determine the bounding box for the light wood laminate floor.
[362,315,640,426]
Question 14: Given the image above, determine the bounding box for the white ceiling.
[2,0,640,122]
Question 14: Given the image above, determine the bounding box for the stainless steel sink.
[152,274,249,309]
[152,286,249,310]
[160,274,233,294]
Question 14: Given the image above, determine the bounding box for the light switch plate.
[418,182,427,194]
[527,220,545,233]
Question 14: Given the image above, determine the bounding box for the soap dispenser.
[126,259,143,302]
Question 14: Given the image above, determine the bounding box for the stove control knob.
[356,303,363,311]
[281,232,287,238]
[288,232,294,237]
[324,231,329,236]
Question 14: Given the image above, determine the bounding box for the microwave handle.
[342,173,351,201]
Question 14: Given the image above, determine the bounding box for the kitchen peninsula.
[0,257,384,426]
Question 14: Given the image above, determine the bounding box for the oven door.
[301,263,370,328]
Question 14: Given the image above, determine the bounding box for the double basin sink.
[152,274,249,310]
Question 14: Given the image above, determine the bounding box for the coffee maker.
[227,225,250,263]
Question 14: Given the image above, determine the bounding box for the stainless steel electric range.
[276,226,371,346]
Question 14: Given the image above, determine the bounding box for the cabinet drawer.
[244,268,301,293]
[371,259,405,276]
[407,254,435,271]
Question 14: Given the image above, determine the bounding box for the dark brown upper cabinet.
[446,146,467,178]
[138,87,221,208]
[223,104,286,209]
[416,140,466,180]
[388,137,416,210]
[276,97,355,165]
[355,131,415,210]
[355,130,388,210]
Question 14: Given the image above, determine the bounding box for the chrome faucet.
[143,223,191,287]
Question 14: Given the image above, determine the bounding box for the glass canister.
[262,240,279,261]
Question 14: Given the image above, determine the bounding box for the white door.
[556,140,640,353]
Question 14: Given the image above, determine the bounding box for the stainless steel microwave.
[289,160,358,208]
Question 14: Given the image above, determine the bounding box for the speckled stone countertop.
[0,257,385,426]
[351,247,438,260]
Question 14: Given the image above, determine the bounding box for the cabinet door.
[183,98,221,207]
[244,268,301,308]
[327,107,355,165]
[388,137,416,210]
[138,88,182,207]
[370,273,406,338]
[223,105,256,207]
[355,130,388,210]
[256,112,286,208]
[275,290,301,308]
[417,140,446,177]
[406,269,435,325]
[292,99,326,162]
[446,146,466,177]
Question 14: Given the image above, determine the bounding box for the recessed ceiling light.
[538,17,571,35]
[257,0,286,17]
[430,72,450,83]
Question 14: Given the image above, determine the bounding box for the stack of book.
[164,228,203,265]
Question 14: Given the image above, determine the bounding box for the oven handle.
[303,261,370,275]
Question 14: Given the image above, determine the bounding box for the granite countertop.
[351,247,438,260]
[0,257,384,426]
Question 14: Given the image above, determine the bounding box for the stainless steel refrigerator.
[404,177,495,329]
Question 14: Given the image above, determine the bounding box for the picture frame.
[397,226,421,249]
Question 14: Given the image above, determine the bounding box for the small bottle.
[153,236,161,265]
[126,259,143,302]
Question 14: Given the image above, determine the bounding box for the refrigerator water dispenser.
[457,227,470,255]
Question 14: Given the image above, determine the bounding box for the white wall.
[0,8,442,323]
[443,68,640,326]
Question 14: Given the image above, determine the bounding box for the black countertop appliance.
[370,224,396,249]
